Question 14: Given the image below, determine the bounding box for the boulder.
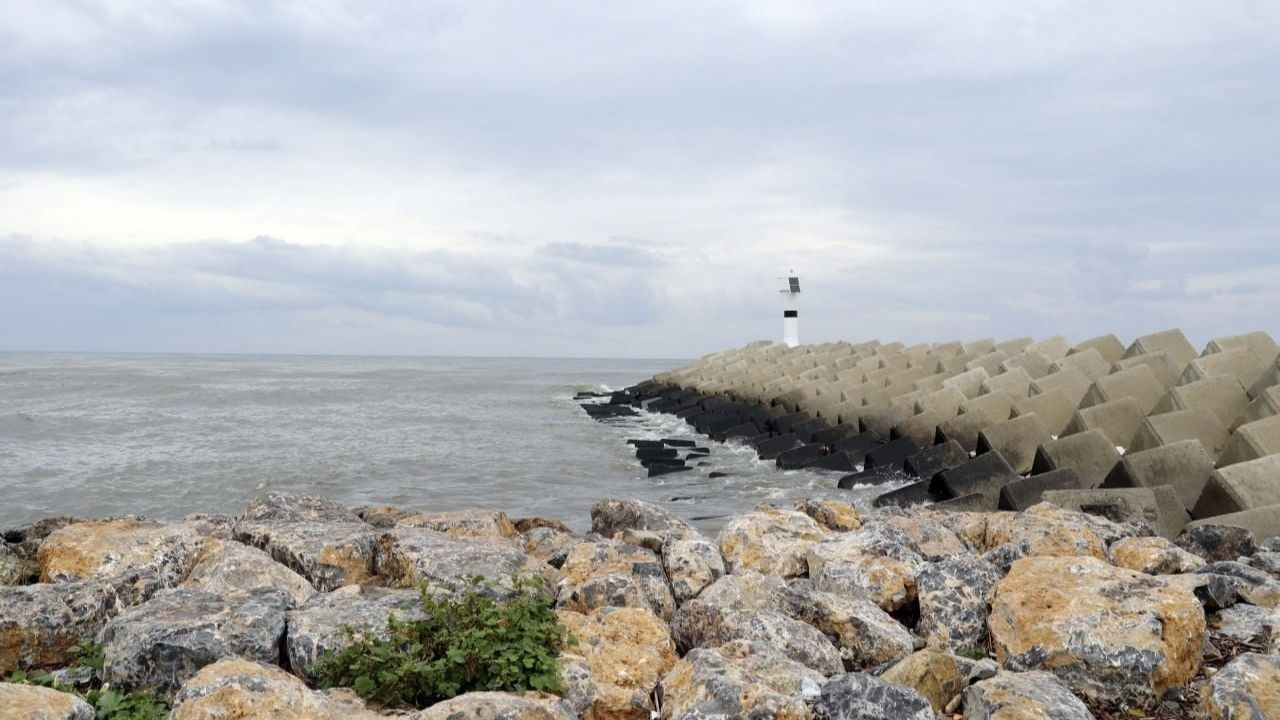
[1176,524,1258,562]
[0,542,32,585]
[1108,536,1205,574]
[521,526,577,568]
[812,671,934,720]
[180,538,315,607]
[235,522,380,592]
[806,522,924,612]
[286,585,425,683]
[670,573,843,675]
[558,607,677,720]
[591,498,694,540]
[0,683,95,720]
[380,528,553,597]
[961,670,1096,720]
[240,492,361,524]
[771,579,914,670]
[980,503,1118,562]
[101,586,288,694]
[988,555,1206,706]
[793,499,862,532]
[657,640,824,720]
[717,506,830,578]
[661,534,725,604]
[556,539,675,620]
[37,517,208,606]
[359,507,518,539]
[1206,604,1271,658]
[915,554,1002,652]
[0,581,117,675]
[169,657,377,720]
[1202,652,1280,720]
[881,649,975,713]
[407,692,577,720]
[1193,561,1280,608]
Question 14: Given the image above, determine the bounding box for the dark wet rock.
[1245,549,1280,578]
[813,671,934,720]
[718,505,830,577]
[1176,524,1257,563]
[657,639,824,720]
[404,691,577,720]
[0,581,117,675]
[0,683,95,720]
[662,533,725,603]
[102,587,289,694]
[240,492,361,525]
[671,573,843,675]
[1202,652,1280,720]
[286,585,425,683]
[180,538,315,607]
[591,498,694,540]
[988,555,1205,707]
[380,528,553,596]
[556,539,675,620]
[37,517,209,606]
[962,670,1097,720]
[169,657,378,720]
[235,522,380,592]
[557,607,677,720]
[915,554,1001,652]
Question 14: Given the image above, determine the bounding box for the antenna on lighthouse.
[779,272,801,347]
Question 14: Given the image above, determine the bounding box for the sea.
[0,353,893,533]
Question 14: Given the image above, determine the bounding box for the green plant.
[6,649,168,720]
[72,640,105,673]
[957,644,989,661]
[312,574,575,709]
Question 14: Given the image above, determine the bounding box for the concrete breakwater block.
[787,419,828,444]
[1152,376,1249,428]
[935,408,996,453]
[636,447,679,461]
[931,451,1019,504]
[1061,396,1146,449]
[1203,330,1278,361]
[805,452,858,472]
[649,464,692,478]
[1127,409,1229,460]
[811,425,853,446]
[1070,333,1126,364]
[914,386,967,420]
[1248,360,1280,400]
[719,422,761,442]
[1234,386,1280,430]
[981,367,1034,400]
[966,350,1011,377]
[1217,415,1280,467]
[772,411,815,436]
[1011,388,1076,437]
[1089,365,1168,415]
[1184,504,1280,541]
[865,437,921,472]
[1178,347,1271,391]
[942,367,990,400]
[860,406,911,440]
[1000,350,1054,380]
[1031,429,1122,489]
[1193,454,1280,518]
[756,433,802,460]
[932,493,995,511]
[1041,486,1188,538]
[1029,368,1092,408]
[1050,348,1111,382]
[836,467,907,488]
[999,468,1083,511]
[1102,439,1215,514]
[776,444,826,470]
[963,390,1015,424]
[872,480,936,508]
[892,412,945,448]
[977,414,1053,474]
[1026,335,1071,361]
[903,439,969,480]
[1124,328,1198,372]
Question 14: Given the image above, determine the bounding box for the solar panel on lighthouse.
[788,277,801,293]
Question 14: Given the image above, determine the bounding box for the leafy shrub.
[957,644,989,660]
[6,663,168,720]
[312,574,574,709]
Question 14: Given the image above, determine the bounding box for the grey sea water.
[0,353,889,532]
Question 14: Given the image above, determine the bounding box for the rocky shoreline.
[3,491,1280,719]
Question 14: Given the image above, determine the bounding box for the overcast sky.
[1,1,1277,358]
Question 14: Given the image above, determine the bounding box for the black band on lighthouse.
[783,310,798,318]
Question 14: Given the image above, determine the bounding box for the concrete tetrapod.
[1081,364,1166,413]
[1216,415,1280,468]
[999,468,1084,511]
[976,414,1053,475]
[1029,368,1093,407]
[981,367,1033,399]
[1069,333,1126,364]
[1050,348,1112,382]
[1042,486,1189,539]
[1184,505,1280,542]
[1101,439,1215,514]
[1203,330,1278,361]
[1061,396,1147,449]
[1031,429,1122,489]
[1112,353,1180,392]
[1011,388,1077,437]
[1127,409,1229,461]
[962,390,1015,424]
[1178,347,1271,391]
[1124,328,1199,372]
[1193,454,1280,519]
[1233,385,1280,430]
[1151,376,1249,428]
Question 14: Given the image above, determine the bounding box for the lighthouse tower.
[780,273,800,347]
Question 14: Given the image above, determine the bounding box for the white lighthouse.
[780,273,800,347]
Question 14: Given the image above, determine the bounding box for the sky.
[1,1,1277,358]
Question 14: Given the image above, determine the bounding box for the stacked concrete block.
[977,413,1053,474]
[1113,352,1180,390]
[1102,439,1215,514]
[1124,328,1198,372]
[995,337,1034,354]
[1029,368,1092,407]
[1248,359,1280,400]
[1127,409,1229,459]
[935,409,995,454]
[1042,486,1188,539]
[1000,469,1083,511]
[1081,364,1165,414]
[1151,376,1249,427]
[999,350,1054,380]
[1011,388,1076,436]
[981,367,1033,399]
[963,337,997,355]
[965,350,1011,377]
[1025,335,1071,361]
[1069,333,1126,364]
[1031,429,1122,489]
[1178,347,1271,391]
[1049,348,1111,382]
[1217,415,1280,468]
[912,373,948,394]
[941,366,989,400]
[1233,386,1280,430]
[1203,331,1278,361]
[1193,454,1280,518]
[963,391,1015,424]
[1061,396,1147,449]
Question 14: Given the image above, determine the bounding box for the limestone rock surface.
[812,671,934,720]
[286,585,425,682]
[988,555,1206,706]
[380,528,553,596]
[556,540,674,620]
[1108,535,1205,575]
[169,657,378,720]
[806,521,923,611]
[661,533,724,604]
[1203,652,1280,720]
[880,649,975,712]
[0,581,117,674]
[0,683,95,720]
[405,691,577,720]
[180,537,315,607]
[718,506,829,577]
[101,587,289,693]
[962,670,1097,720]
[794,499,863,532]
[37,517,207,605]
[235,522,379,592]
[657,640,823,720]
[770,579,914,670]
[363,507,518,539]
[915,554,1001,651]
[591,498,693,539]
[558,607,677,720]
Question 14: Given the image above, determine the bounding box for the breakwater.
[586,330,1280,544]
